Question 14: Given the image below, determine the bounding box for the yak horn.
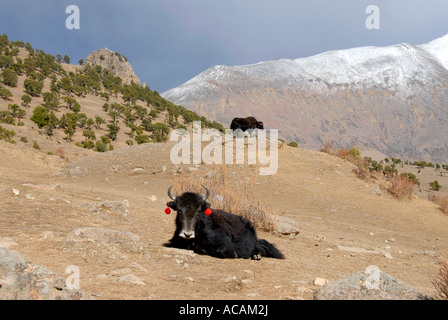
[202,185,210,201]
[167,185,176,200]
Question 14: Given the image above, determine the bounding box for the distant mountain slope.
[162,34,448,162]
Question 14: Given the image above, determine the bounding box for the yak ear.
[167,201,177,210]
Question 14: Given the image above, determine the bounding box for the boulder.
[274,216,300,235]
[0,244,84,300]
[314,268,431,300]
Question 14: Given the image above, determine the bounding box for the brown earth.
[1,137,447,300]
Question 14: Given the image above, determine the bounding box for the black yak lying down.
[164,185,284,260]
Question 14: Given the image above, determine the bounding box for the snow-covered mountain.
[162,34,448,162]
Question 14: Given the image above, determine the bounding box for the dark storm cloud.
[1,0,448,92]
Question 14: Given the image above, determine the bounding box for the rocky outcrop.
[314,268,432,300]
[0,244,84,300]
[86,48,140,85]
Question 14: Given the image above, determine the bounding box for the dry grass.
[351,158,373,181]
[386,174,416,199]
[428,193,448,214]
[320,142,375,181]
[320,140,336,155]
[53,147,66,159]
[431,256,448,300]
[170,165,280,232]
[320,142,419,199]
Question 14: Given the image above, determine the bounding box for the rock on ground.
[65,227,141,253]
[0,244,84,300]
[314,269,432,300]
[274,216,300,235]
[88,200,130,217]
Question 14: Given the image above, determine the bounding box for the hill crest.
[86,48,140,85]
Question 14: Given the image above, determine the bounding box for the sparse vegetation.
[134,134,150,145]
[7,104,24,118]
[428,193,448,214]
[430,180,442,192]
[432,256,448,300]
[386,174,416,200]
[172,166,281,233]
[400,172,419,185]
[0,124,15,143]
[320,142,421,199]
[147,122,170,142]
[94,140,107,152]
[32,140,40,150]
[0,110,14,124]
[53,147,66,159]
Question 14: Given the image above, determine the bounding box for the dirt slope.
[1,138,447,300]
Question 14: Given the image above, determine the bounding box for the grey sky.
[1,0,448,92]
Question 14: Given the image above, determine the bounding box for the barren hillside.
[1,137,447,299]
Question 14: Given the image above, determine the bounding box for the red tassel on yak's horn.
[205,208,212,215]
[165,207,171,214]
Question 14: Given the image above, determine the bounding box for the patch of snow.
[419,33,448,70]
[162,34,448,102]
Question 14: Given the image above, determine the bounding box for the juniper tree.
[94,115,105,129]
[0,87,12,100]
[23,78,43,97]
[1,68,18,87]
[107,123,120,141]
[30,105,49,129]
[21,94,31,108]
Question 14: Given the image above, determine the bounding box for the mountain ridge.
[162,34,448,162]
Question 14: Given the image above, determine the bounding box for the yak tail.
[258,239,285,259]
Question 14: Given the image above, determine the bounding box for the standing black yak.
[164,185,284,260]
[230,117,264,133]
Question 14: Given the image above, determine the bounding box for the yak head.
[166,185,211,239]
[256,121,264,129]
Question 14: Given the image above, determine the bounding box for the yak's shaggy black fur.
[164,190,284,260]
[230,116,264,133]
